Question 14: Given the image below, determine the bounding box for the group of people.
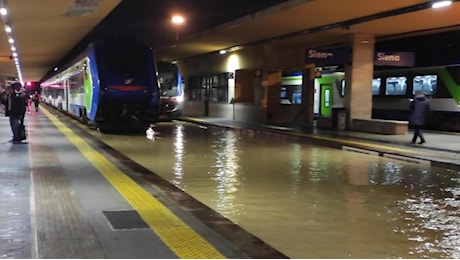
[1,82,41,144]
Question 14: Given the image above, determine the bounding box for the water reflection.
[396,179,460,258]
[210,130,241,215]
[172,124,184,186]
[287,143,302,197]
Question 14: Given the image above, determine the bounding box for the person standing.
[409,90,431,144]
[2,83,27,143]
[32,91,40,112]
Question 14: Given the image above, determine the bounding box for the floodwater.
[93,121,460,259]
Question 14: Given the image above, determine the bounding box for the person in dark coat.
[32,91,40,112]
[2,83,27,143]
[409,90,431,144]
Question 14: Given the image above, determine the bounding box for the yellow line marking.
[42,109,225,259]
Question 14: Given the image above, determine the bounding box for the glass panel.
[324,89,330,107]
[413,75,437,96]
[385,76,407,96]
[281,70,302,104]
[372,78,381,95]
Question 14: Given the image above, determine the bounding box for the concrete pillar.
[302,65,315,126]
[344,33,375,129]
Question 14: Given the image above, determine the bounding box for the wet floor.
[90,121,460,258]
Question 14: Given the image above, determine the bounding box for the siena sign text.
[374,51,415,67]
[305,48,346,66]
[376,52,401,61]
[307,50,334,59]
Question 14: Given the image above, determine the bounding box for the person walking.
[2,83,27,143]
[32,91,40,112]
[409,90,431,144]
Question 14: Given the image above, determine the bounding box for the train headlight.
[175,93,184,103]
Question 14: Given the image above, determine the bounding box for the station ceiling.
[0,0,459,83]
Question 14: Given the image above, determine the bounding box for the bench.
[351,118,408,135]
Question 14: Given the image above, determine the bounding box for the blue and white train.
[41,37,161,132]
[156,61,184,120]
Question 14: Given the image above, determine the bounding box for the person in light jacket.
[409,90,431,144]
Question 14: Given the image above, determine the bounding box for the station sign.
[305,48,347,66]
[374,51,415,67]
[306,48,415,67]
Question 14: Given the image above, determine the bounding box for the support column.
[302,65,315,127]
[344,33,375,129]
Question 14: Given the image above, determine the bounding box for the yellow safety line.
[42,109,225,259]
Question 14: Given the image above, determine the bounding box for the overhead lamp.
[171,15,185,25]
[171,14,185,40]
[431,0,452,9]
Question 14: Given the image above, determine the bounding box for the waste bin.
[332,108,346,130]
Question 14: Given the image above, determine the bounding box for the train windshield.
[103,43,144,77]
[157,61,183,97]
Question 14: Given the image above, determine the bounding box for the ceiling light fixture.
[0,4,24,84]
[431,0,452,9]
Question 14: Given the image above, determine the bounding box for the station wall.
[176,43,313,124]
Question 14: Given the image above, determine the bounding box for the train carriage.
[313,66,460,132]
[41,37,161,132]
[157,61,184,120]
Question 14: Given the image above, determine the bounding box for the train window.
[324,89,331,107]
[104,47,142,77]
[413,75,436,96]
[372,78,381,95]
[385,76,407,95]
[281,70,302,104]
[280,87,287,98]
[340,79,346,96]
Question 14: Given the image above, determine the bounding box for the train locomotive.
[157,61,184,120]
[41,37,161,132]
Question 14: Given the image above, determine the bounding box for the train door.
[314,80,333,117]
[314,72,345,117]
[320,84,333,117]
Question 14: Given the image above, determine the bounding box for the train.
[156,61,184,120]
[41,37,161,132]
[313,65,460,132]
